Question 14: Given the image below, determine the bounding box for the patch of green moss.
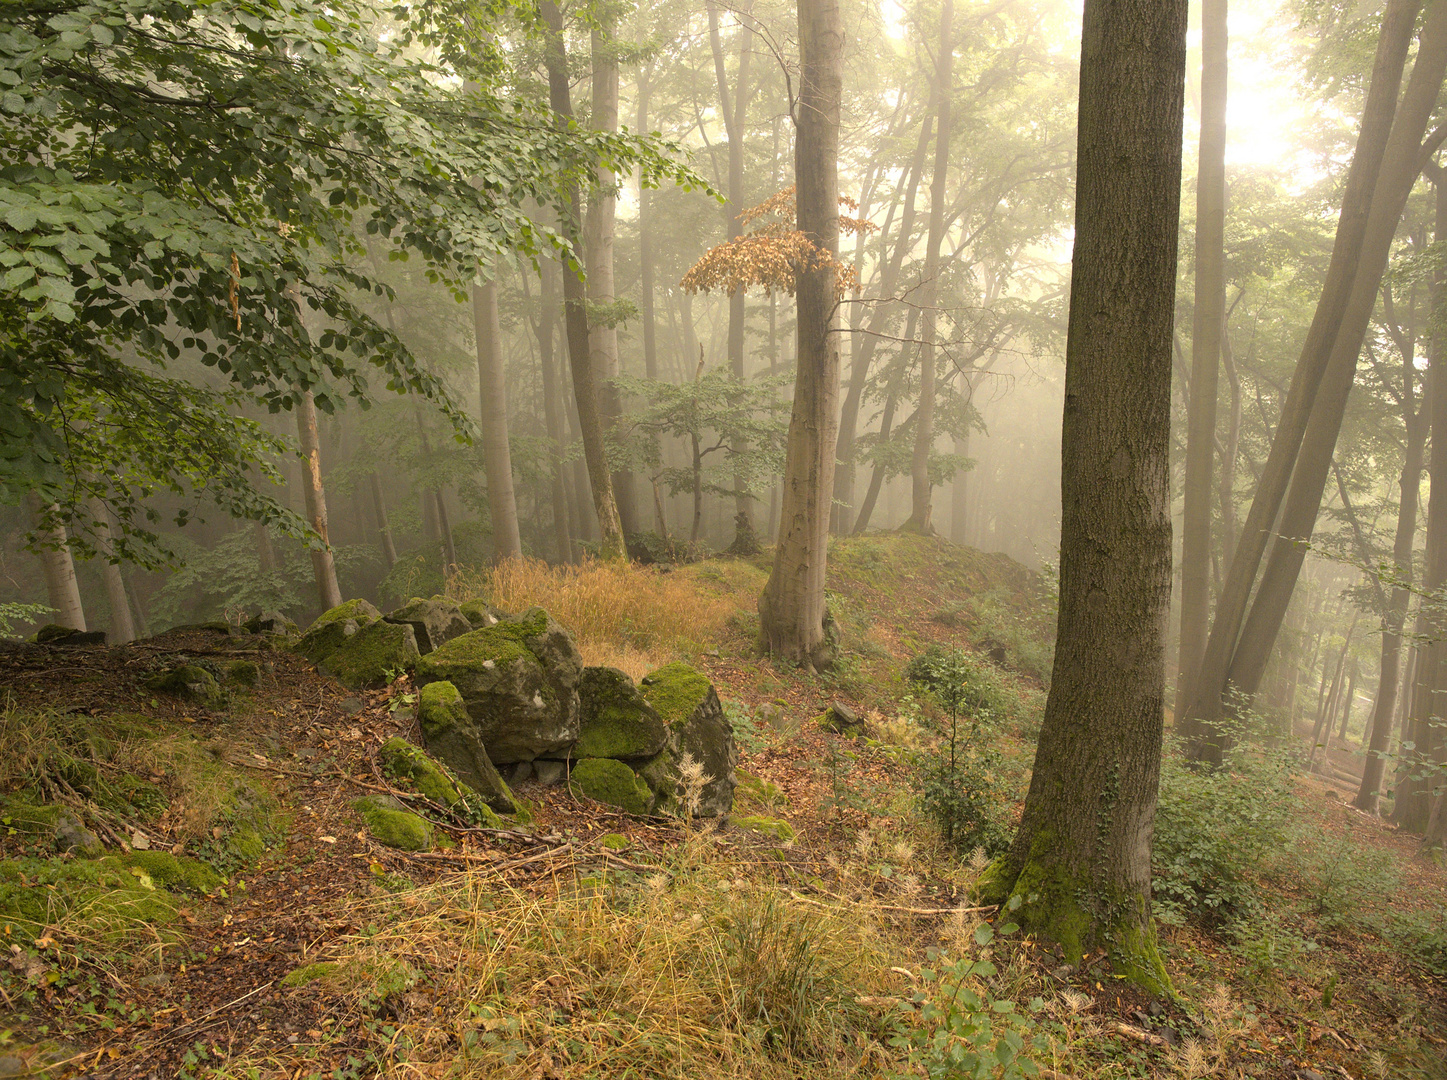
[101,852,223,894]
[600,833,629,851]
[295,599,382,663]
[569,758,652,816]
[576,668,667,759]
[732,814,796,842]
[353,797,432,851]
[379,737,463,806]
[640,662,711,729]
[282,961,341,988]
[0,857,180,944]
[458,599,501,627]
[225,660,261,687]
[0,799,64,835]
[416,608,550,676]
[143,665,227,708]
[416,681,467,741]
[323,620,417,689]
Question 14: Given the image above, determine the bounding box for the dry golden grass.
[449,557,763,666]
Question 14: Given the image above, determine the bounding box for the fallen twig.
[789,889,996,917]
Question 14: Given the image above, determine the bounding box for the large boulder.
[385,597,473,655]
[319,620,418,690]
[414,683,518,813]
[574,667,669,760]
[639,662,736,818]
[295,599,383,665]
[459,599,504,628]
[569,758,653,816]
[412,607,582,763]
[243,610,299,636]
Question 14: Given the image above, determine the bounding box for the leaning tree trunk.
[27,492,86,631]
[540,0,626,559]
[1176,0,1228,716]
[296,390,343,611]
[474,279,523,561]
[1205,3,1447,758]
[978,0,1187,995]
[1183,0,1424,760]
[903,0,955,534]
[90,498,136,643]
[758,0,843,671]
[709,3,756,540]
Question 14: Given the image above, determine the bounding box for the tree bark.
[758,0,843,671]
[534,257,576,562]
[368,472,398,571]
[27,492,86,631]
[295,390,343,611]
[637,63,660,382]
[978,0,1187,994]
[903,0,954,534]
[90,498,136,643]
[474,279,523,561]
[1206,3,1447,756]
[1176,0,1228,714]
[1182,0,1423,760]
[540,0,626,559]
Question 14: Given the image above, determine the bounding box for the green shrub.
[1151,740,1297,926]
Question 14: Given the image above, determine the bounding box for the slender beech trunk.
[1338,661,1359,740]
[27,493,85,631]
[853,309,919,535]
[758,0,843,670]
[1358,331,1427,810]
[1309,614,1358,773]
[904,0,955,534]
[585,20,637,537]
[1183,0,1421,752]
[638,63,660,382]
[1185,0,1438,761]
[1177,0,1229,713]
[540,0,625,559]
[534,259,576,562]
[1217,311,1243,566]
[256,520,278,574]
[90,498,136,643]
[474,280,522,561]
[979,0,1187,994]
[368,473,398,570]
[296,390,343,611]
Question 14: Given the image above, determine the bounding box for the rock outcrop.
[414,683,518,813]
[294,600,419,690]
[639,662,736,818]
[385,597,473,654]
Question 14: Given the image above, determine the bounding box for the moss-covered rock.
[638,663,736,818]
[225,659,261,687]
[459,599,503,628]
[385,597,473,654]
[319,619,419,690]
[281,961,341,988]
[568,758,652,816]
[243,610,299,636]
[413,608,582,763]
[378,738,506,828]
[733,814,796,842]
[143,665,227,709]
[354,796,432,851]
[575,667,669,760]
[100,852,223,894]
[294,599,383,665]
[414,684,517,813]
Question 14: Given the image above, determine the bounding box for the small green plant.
[723,700,770,755]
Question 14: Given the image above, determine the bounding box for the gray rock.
[574,667,669,760]
[506,761,535,784]
[823,701,866,737]
[36,625,106,646]
[415,682,518,813]
[533,760,565,786]
[54,811,103,857]
[459,599,503,628]
[637,662,736,817]
[413,608,582,763]
[143,664,228,709]
[316,620,418,690]
[294,599,383,666]
[244,610,299,636]
[385,597,474,655]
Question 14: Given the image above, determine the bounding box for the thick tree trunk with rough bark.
[1205,4,1447,755]
[1176,0,1228,715]
[904,0,954,534]
[540,0,626,559]
[977,0,1187,995]
[758,0,843,671]
[1182,0,1422,760]
[296,390,343,611]
[28,492,86,630]
[474,280,522,561]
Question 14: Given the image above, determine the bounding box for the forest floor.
[0,532,1442,1079]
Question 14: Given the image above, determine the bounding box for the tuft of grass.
[449,556,761,661]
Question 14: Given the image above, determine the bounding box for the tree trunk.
[586,20,637,538]
[638,63,660,383]
[979,0,1187,994]
[535,258,576,562]
[540,0,626,559]
[295,390,343,611]
[474,279,523,561]
[1207,6,1447,758]
[1182,0,1425,760]
[1176,0,1228,714]
[1357,344,1426,811]
[903,0,954,534]
[1217,311,1243,567]
[368,472,398,571]
[853,309,918,535]
[27,493,86,631]
[709,3,755,538]
[90,498,136,643]
[256,520,278,574]
[758,0,843,671]
[1338,660,1359,741]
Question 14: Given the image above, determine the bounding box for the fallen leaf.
[318,836,337,844]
